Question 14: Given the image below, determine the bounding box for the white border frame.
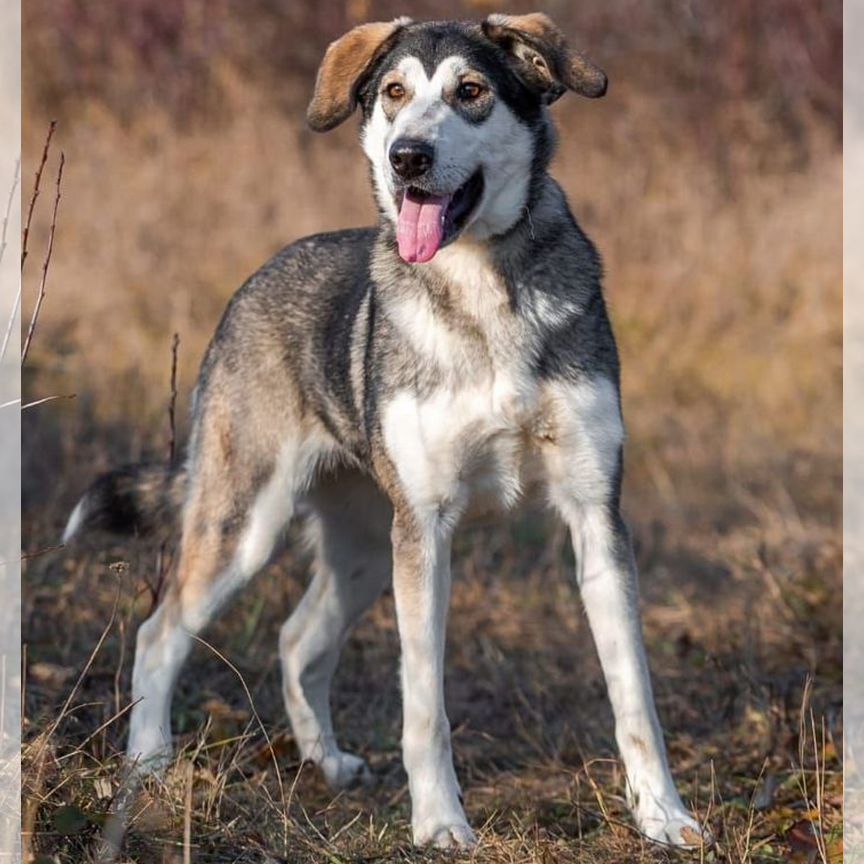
[0,0,21,860]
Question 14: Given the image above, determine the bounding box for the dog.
[64,13,707,850]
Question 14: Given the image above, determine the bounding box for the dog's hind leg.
[128,530,257,771]
[280,472,392,789]
[127,419,324,773]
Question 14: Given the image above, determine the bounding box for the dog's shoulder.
[251,227,378,300]
[208,227,376,337]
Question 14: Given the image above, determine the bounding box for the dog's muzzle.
[393,169,485,265]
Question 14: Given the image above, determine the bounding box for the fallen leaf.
[787,818,820,853]
[93,777,113,800]
[680,825,708,847]
[52,804,88,835]
[29,663,75,688]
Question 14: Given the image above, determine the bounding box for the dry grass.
[21,1,841,861]
[20,507,842,862]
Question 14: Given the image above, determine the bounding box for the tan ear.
[307,18,411,132]
[482,13,607,102]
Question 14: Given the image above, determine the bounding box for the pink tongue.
[396,190,451,264]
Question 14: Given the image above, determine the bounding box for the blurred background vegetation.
[21,2,843,861]
[21,0,841,493]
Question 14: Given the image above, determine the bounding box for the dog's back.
[65,226,378,541]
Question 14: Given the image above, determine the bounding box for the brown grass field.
[20,1,843,861]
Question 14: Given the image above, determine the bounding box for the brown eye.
[457,81,484,101]
[385,82,405,100]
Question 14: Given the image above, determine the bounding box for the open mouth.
[395,170,484,264]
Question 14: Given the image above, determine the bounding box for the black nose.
[389,138,434,181]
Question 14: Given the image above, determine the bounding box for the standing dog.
[64,14,707,849]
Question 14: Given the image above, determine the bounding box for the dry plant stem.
[191,634,290,855]
[17,544,66,561]
[21,120,56,272]
[149,333,181,612]
[21,734,47,864]
[40,575,120,750]
[25,578,120,863]
[20,394,75,409]
[0,160,21,361]
[58,700,138,761]
[183,759,194,864]
[741,759,767,864]
[21,152,64,367]
[811,713,828,863]
[168,332,180,467]
[796,677,829,864]
[0,393,76,411]
[0,159,19,268]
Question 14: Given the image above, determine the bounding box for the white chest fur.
[381,242,516,373]
[381,244,542,518]
[382,369,542,520]
[380,244,624,522]
[381,370,626,525]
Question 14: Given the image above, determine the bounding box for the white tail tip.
[62,497,87,544]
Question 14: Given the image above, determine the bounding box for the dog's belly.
[458,429,546,522]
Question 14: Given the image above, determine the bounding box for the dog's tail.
[62,463,188,543]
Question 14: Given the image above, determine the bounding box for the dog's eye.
[457,81,485,101]
[385,82,405,100]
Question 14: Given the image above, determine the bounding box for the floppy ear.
[482,12,607,103]
[307,18,411,132]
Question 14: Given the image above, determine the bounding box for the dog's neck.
[370,175,579,378]
[375,173,569,296]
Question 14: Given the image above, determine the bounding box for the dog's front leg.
[567,502,707,846]
[542,378,708,846]
[391,508,476,850]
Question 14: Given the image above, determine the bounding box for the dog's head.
[307,15,606,264]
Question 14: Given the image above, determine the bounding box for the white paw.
[319,751,373,790]
[636,800,711,848]
[413,819,477,850]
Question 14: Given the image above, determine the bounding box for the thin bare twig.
[0,393,76,410]
[21,151,64,367]
[0,283,19,362]
[795,678,829,864]
[0,158,19,269]
[149,333,181,612]
[25,568,123,864]
[168,332,180,466]
[42,577,121,747]
[183,759,194,864]
[191,634,290,854]
[0,160,21,361]
[58,698,140,760]
[21,120,56,272]
[0,543,66,565]
[20,544,66,561]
